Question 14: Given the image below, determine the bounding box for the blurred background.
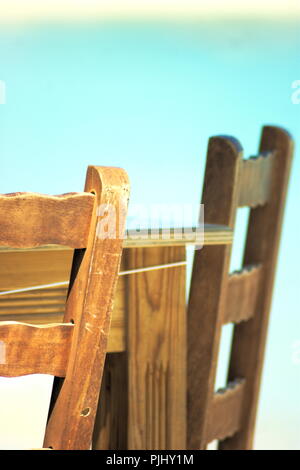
[0,0,299,449]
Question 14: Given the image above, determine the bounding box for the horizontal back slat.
[205,379,245,444]
[223,265,262,324]
[238,152,274,207]
[0,321,73,377]
[0,312,125,353]
[0,192,95,249]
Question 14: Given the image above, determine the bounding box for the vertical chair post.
[187,126,293,450]
[44,166,129,450]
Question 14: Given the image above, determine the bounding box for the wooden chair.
[187,126,293,449]
[0,166,129,450]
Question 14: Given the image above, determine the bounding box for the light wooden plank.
[0,321,73,377]
[0,192,95,249]
[0,249,73,291]
[124,224,232,248]
[125,246,186,450]
[0,223,233,252]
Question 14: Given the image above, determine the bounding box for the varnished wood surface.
[188,126,293,450]
[220,126,293,450]
[187,136,242,449]
[0,321,73,377]
[0,192,95,249]
[126,246,187,450]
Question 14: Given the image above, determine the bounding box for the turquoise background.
[0,20,299,449]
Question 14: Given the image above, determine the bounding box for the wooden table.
[0,224,232,450]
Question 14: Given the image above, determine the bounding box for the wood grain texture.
[220,126,293,449]
[0,251,126,353]
[188,127,293,450]
[223,265,262,324]
[0,289,67,315]
[43,166,130,450]
[126,246,186,450]
[187,136,242,449]
[0,321,73,377]
[238,151,274,207]
[0,192,95,249]
[0,223,233,251]
[205,380,245,444]
[123,224,233,247]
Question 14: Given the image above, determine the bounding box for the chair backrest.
[187,126,293,449]
[0,166,130,450]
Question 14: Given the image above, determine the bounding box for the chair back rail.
[187,126,293,450]
[0,321,73,377]
[0,166,130,450]
[0,192,95,248]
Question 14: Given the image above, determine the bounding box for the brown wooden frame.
[187,126,293,449]
[0,224,232,450]
[0,166,130,450]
